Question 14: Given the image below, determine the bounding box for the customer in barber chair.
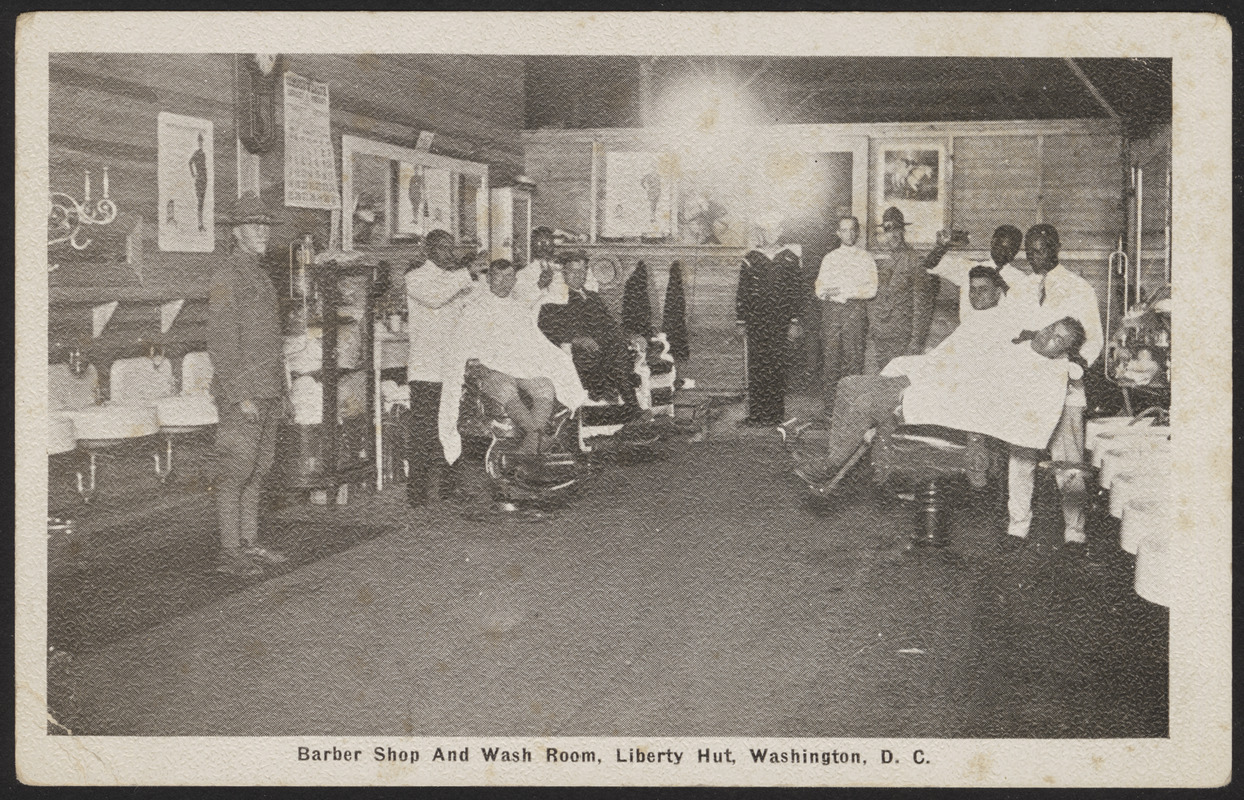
[793,316,1087,500]
[904,264,1017,362]
[538,250,640,410]
[438,259,587,472]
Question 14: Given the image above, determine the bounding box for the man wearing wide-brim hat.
[867,206,936,372]
[207,191,289,576]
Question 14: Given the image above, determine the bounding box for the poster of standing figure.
[396,161,423,236]
[875,144,945,246]
[603,151,675,239]
[422,167,453,233]
[397,162,453,237]
[157,112,213,252]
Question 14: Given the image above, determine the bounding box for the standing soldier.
[208,192,288,576]
[868,207,937,371]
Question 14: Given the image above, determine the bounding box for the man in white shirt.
[405,228,476,507]
[1005,224,1104,551]
[815,216,876,404]
[921,225,1041,322]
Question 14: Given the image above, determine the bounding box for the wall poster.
[283,71,339,209]
[156,112,214,252]
[603,151,676,239]
[873,143,945,246]
[397,162,454,237]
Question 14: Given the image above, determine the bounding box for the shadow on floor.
[48,509,397,654]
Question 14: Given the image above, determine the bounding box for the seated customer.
[795,316,1087,495]
[538,251,639,407]
[438,259,587,466]
[886,264,1016,372]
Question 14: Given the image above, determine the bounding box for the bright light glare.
[657,80,752,134]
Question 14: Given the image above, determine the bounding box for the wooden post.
[589,141,600,243]
[638,58,654,127]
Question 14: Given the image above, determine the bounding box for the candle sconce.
[49,167,118,253]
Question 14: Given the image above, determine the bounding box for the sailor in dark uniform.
[735,217,803,426]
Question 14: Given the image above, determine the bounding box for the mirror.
[341,135,489,253]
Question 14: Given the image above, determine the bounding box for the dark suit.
[736,247,802,424]
[538,289,637,406]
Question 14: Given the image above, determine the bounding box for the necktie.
[1039,277,1047,305]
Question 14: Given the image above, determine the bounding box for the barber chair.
[576,334,694,453]
[871,419,999,547]
[782,415,1002,548]
[458,361,583,505]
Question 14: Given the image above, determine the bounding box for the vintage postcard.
[15,11,1231,787]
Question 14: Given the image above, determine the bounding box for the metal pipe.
[374,309,384,492]
[589,141,599,243]
[1165,155,1172,285]
[1105,235,1128,378]
[1134,166,1144,308]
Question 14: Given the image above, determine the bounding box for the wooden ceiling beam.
[1063,58,1121,122]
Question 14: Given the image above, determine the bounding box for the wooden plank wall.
[47,53,525,386]
[524,120,1139,390]
[577,243,749,392]
[526,122,1126,251]
[1130,124,1171,292]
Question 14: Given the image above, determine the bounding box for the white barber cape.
[882,334,1075,450]
[437,290,587,464]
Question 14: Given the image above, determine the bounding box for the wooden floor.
[47,437,1166,738]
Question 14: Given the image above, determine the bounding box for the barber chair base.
[904,480,950,549]
[484,436,582,505]
[874,422,1002,548]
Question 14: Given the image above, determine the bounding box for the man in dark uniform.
[208,192,288,576]
[538,250,638,408]
[735,219,803,426]
[868,207,937,371]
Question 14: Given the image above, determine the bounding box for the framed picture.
[157,112,214,252]
[602,151,676,239]
[873,142,946,247]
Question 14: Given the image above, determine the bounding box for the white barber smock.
[405,261,475,383]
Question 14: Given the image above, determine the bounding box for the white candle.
[77,472,83,493]
[89,456,96,485]
[103,167,110,199]
[84,171,91,203]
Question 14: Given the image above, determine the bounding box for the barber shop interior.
[44,54,1172,738]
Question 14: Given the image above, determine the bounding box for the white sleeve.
[860,252,878,300]
[930,254,972,286]
[813,253,834,299]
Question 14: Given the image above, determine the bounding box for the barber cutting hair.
[1004,224,1103,554]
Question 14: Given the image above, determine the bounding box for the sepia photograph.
[15,11,1231,788]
